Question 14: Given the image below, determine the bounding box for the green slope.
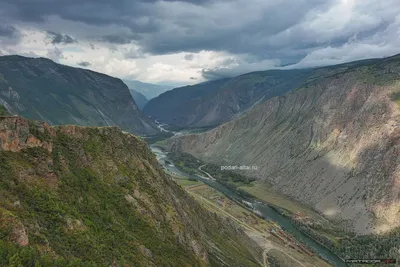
[0,105,9,116]
[0,116,261,267]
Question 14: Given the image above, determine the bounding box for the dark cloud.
[46,31,76,44]
[190,76,197,80]
[77,61,91,67]
[0,24,21,45]
[0,0,335,57]
[101,34,137,44]
[184,54,194,61]
[1,0,399,79]
[0,25,18,37]
[201,69,229,80]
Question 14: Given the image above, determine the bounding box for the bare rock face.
[0,117,54,152]
[139,245,153,259]
[167,54,400,234]
[190,239,208,262]
[12,222,29,247]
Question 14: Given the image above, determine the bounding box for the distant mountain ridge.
[143,69,316,128]
[129,88,148,110]
[167,53,400,236]
[123,79,173,99]
[0,55,158,135]
[144,57,400,129]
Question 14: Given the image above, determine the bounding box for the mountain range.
[166,54,400,235]
[123,79,173,100]
[0,55,158,135]
[144,58,398,129]
[144,69,321,128]
[2,51,400,264]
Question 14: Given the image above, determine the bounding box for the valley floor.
[152,145,399,266]
[172,173,332,267]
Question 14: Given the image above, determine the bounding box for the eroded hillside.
[167,54,400,235]
[0,115,261,266]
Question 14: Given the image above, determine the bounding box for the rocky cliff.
[0,55,158,135]
[167,54,400,235]
[0,115,261,266]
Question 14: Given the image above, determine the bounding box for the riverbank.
[219,180,347,265]
[150,145,348,267]
[180,178,332,267]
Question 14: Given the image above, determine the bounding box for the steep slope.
[0,104,9,116]
[0,55,158,135]
[143,69,317,128]
[0,116,262,266]
[123,80,173,99]
[167,54,400,235]
[129,88,148,110]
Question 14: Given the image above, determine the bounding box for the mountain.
[123,80,173,100]
[129,88,148,110]
[166,54,400,235]
[143,69,325,128]
[0,114,262,266]
[0,55,158,135]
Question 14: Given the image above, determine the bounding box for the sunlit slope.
[167,53,400,235]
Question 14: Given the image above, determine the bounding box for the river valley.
[150,145,348,267]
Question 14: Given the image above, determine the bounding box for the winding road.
[198,164,216,180]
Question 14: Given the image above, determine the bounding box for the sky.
[0,0,399,86]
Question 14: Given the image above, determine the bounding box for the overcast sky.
[0,0,399,85]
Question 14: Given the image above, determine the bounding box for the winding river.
[150,145,347,267]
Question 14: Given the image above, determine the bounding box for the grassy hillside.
[0,105,9,116]
[0,116,261,266]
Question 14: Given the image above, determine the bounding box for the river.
[150,145,348,267]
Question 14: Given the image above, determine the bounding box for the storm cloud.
[0,0,399,82]
[0,24,21,45]
[184,54,194,61]
[0,25,18,37]
[77,61,91,67]
[46,31,76,44]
